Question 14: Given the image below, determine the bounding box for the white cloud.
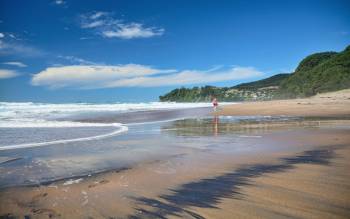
[81,20,106,29]
[102,23,164,39]
[2,61,27,67]
[0,33,4,38]
[79,12,164,39]
[31,64,176,88]
[79,37,92,40]
[90,12,108,20]
[31,65,262,89]
[0,69,19,79]
[105,67,263,87]
[54,0,65,5]
[0,39,44,57]
[57,55,97,65]
[8,33,16,39]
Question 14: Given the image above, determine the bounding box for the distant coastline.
[160,45,350,102]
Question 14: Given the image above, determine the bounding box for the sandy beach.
[216,89,350,118]
[2,0,350,218]
[1,90,350,218]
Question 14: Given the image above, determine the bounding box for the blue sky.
[0,0,349,103]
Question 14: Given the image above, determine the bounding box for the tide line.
[0,124,128,151]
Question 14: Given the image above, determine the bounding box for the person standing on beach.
[212,97,218,111]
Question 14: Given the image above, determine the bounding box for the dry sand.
[216,89,350,117]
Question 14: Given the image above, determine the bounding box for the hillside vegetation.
[159,45,350,102]
[233,73,289,90]
[280,47,350,97]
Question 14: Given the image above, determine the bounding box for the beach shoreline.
[1,118,349,218]
[1,90,350,218]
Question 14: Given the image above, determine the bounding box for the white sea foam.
[238,135,262,138]
[0,101,223,128]
[63,178,83,186]
[0,101,237,150]
[0,123,128,151]
[0,120,125,128]
[0,101,213,114]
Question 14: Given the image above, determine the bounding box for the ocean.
[0,101,220,187]
[0,102,215,149]
[0,101,337,190]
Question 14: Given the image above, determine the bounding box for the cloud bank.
[80,12,164,39]
[31,64,263,89]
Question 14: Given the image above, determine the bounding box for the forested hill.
[279,46,350,97]
[159,45,350,102]
[233,73,289,90]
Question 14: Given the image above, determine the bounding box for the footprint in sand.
[88,179,110,188]
[81,190,89,206]
[31,208,60,218]
[25,192,48,207]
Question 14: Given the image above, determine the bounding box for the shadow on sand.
[129,145,341,219]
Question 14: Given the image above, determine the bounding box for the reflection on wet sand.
[213,116,219,136]
[161,116,350,137]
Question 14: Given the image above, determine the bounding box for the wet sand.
[1,119,349,218]
[216,89,350,117]
[195,145,350,219]
[1,90,350,218]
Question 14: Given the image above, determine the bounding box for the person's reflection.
[213,116,219,136]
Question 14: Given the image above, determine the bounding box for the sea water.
[0,101,216,148]
[0,101,302,188]
[0,102,216,187]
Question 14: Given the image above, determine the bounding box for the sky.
[0,0,349,103]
